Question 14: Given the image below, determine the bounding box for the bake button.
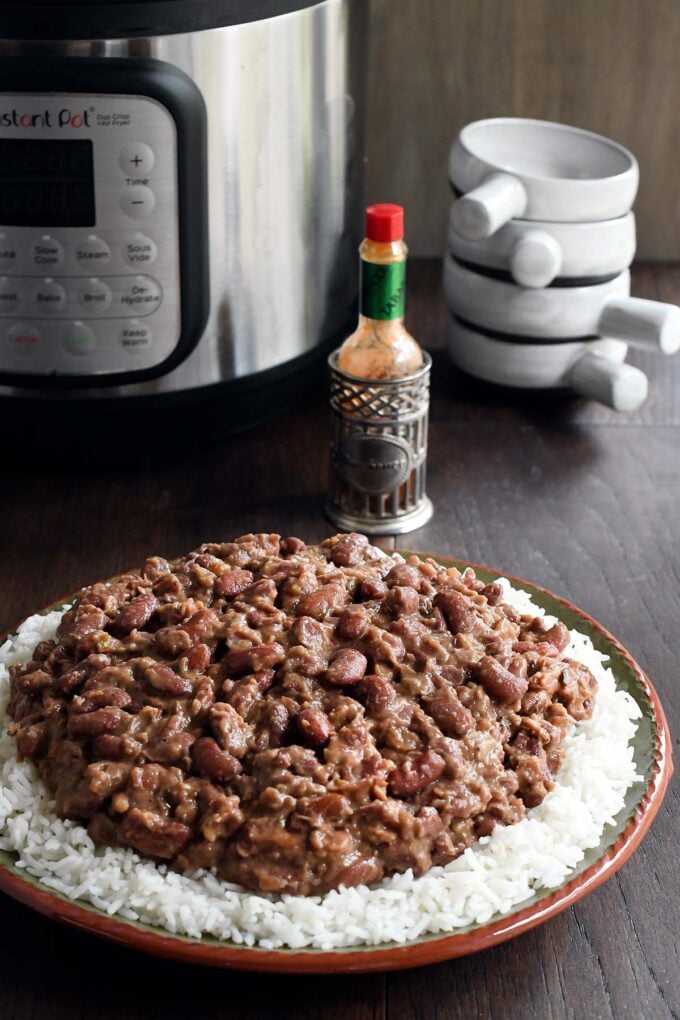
[119,142,155,175]
[32,279,67,315]
[0,277,21,314]
[122,234,157,267]
[62,321,97,356]
[0,236,18,271]
[29,236,65,268]
[6,322,40,353]
[120,186,156,219]
[120,321,152,351]
[116,276,162,315]
[78,279,112,312]
[74,235,111,267]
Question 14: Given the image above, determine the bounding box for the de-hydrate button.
[116,276,162,315]
[120,321,153,351]
[78,278,112,312]
[62,321,97,356]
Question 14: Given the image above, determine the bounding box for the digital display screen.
[0,139,95,227]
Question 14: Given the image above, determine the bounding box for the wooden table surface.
[0,260,677,1019]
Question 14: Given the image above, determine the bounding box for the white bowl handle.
[570,353,648,412]
[509,230,563,288]
[598,296,680,355]
[451,173,527,241]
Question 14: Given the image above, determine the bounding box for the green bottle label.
[360,259,406,320]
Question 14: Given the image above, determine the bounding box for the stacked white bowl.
[445,118,680,411]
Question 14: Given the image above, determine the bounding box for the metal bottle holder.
[325,350,433,535]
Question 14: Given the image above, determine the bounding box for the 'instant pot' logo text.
[0,108,91,128]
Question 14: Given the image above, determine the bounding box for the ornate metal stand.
[325,351,433,535]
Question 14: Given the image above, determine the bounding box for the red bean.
[360,577,387,600]
[481,582,503,605]
[543,621,570,653]
[385,585,420,615]
[68,706,124,738]
[120,808,191,859]
[192,736,242,782]
[280,536,306,556]
[335,606,369,641]
[330,533,369,567]
[155,627,193,657]
[325,648,368,687]
[141,557,171,581]
[117,594,158,634]
[144,663,193,697]
[473,655,528,704]
[79,687,132,711]
[426,688,474,737]
[295,584,346,621]
[186,643,211,673]
[298,707,331,747]
[385,563,421,589]
[224,643,286,674]
[433,589,476,634]
[388,750,446,797]
[356,674,397,715]
[215,569,254,598]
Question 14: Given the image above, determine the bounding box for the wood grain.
[0,261,677,1018]
[366,0,680,259]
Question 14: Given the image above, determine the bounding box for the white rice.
[0,580,643,951]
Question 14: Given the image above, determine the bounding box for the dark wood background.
[0,261,677,1019]
[367,0,680,259]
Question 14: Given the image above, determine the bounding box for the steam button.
[74,235,111,267]
[30,236,65,268]
[120,186,155,219]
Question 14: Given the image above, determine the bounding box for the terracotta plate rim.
[0,554,673,974]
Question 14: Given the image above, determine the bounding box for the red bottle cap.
[366,203,404,243]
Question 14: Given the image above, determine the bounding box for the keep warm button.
[114,276,162,317]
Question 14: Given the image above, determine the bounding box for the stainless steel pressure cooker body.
[0,0,366,435]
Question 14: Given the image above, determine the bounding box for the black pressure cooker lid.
[0,0,326,40]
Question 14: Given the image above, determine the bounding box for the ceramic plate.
[0,557,672,973]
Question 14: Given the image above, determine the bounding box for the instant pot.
[0,0,366,446]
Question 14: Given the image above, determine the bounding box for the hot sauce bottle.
[337,204,424,379]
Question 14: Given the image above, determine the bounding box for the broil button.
[115,276,162,316]
[78,278,112,312]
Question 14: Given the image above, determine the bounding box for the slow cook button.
[74,235,111,267]
[123,234,157,267]
[0,277,21,313]
[29,236,65,268]
[78,279,112,312]
[32,279,67,315]
[6,322,40,353]
[120,321,152,351]
[62,321,97,356]
[115,276,162,316]
[120,186,156,219]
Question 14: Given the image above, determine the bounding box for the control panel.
[0,91,182,379]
